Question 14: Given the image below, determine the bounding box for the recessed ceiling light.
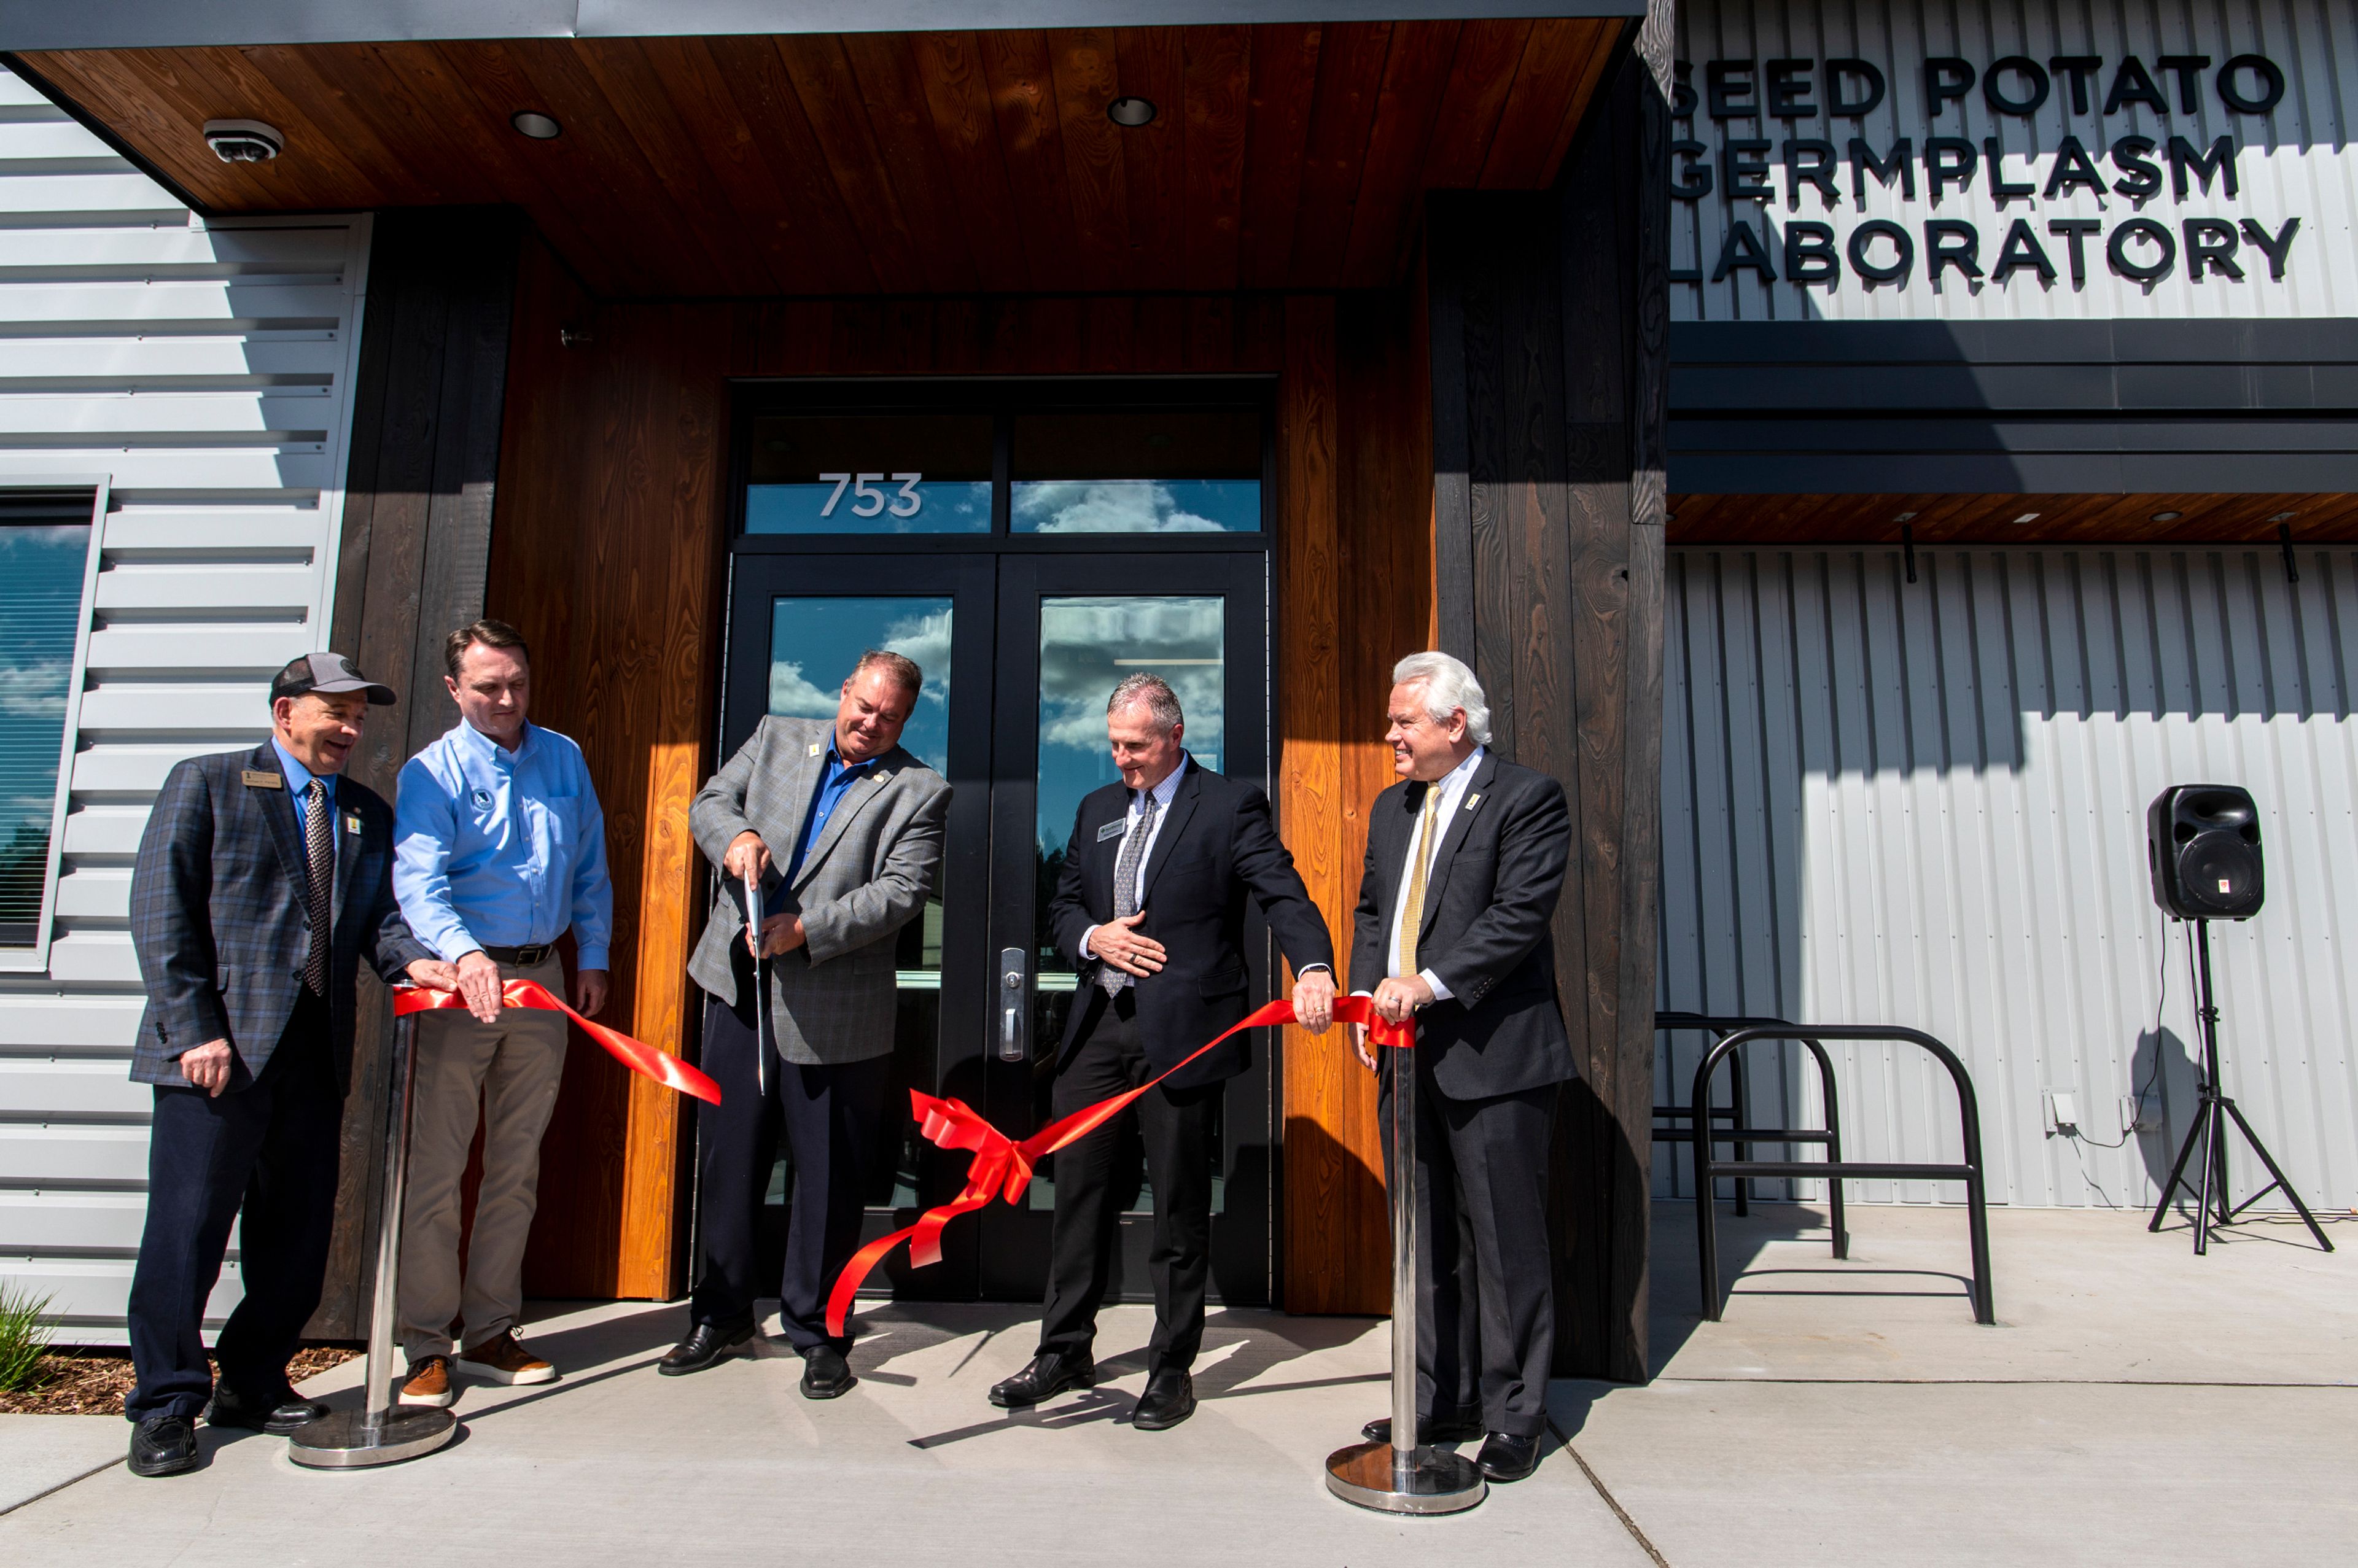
[1108,96,1158,128]
[512,111,562,140]
[203,119,283,163]
[2011,511,2041,524]
[2149,510,2183,522]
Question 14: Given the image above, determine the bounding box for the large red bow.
[826,995,1410,1336]
[393,978,723,1104]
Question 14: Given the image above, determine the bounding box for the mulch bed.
[0,1345,359,1416]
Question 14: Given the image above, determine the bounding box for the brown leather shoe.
[457,1329,558,1386]
[400,1356,454,1408]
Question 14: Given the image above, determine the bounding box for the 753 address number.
[818,472,924,519]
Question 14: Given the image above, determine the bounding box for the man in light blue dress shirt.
[390,619,613,1407]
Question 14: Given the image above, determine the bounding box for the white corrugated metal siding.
[0,67,371,1340]
[1658,545,2358,1214]
[1676,0,2358,321]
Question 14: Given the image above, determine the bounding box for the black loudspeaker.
[2147,785,2264,920]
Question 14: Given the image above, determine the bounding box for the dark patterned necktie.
[303,780,332,996]
[1099,790,1160,996]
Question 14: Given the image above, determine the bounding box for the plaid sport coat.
[128,740,430,1091]
[687,716,949,1066]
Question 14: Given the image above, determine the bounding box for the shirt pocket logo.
[470,787,494,810]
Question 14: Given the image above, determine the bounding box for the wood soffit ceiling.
[23,21,1622,298]
[1666,491,2358,548]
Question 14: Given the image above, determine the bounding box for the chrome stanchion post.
[1325,1024,1485,1514]
[290,1004,460,1467]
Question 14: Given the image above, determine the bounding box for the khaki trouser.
[396,953,569,1362]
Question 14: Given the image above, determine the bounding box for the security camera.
[202,120,284,165]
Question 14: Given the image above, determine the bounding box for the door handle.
[998,946,1029,1063]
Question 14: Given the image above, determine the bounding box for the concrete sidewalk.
[1,1203,2349,1566]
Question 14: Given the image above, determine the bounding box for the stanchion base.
[286,1407,457,1470]
[1324,1441,1487,1515]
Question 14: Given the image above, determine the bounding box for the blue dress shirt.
[270,737,335,832]
[768,747,878,914]
[393,720,615,969]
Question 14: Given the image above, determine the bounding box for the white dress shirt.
[1080,756,1191,988]
[1382,745,1485,1002]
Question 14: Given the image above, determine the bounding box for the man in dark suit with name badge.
[1350,651,1574,1483]
[990,673,1336,1431]
[122,653,457,1478]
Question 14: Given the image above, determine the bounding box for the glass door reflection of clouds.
[761,594,957,1216]
[1028,597,1225,1216]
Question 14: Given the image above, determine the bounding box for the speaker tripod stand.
[2148,919,2334,1256]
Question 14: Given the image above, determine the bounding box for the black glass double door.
[721,548,1276,1310]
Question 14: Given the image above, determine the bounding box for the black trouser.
[1379,1056,1558,1439]
[126,991,341,1423]
[1037,987,1220,1375]
[690,982,889,1351]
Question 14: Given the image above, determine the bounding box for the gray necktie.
[303,780,332,996]
[1099,790,1161,996]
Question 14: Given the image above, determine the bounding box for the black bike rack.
[1691,1024,1994,1326]
[1653,1012,1845,1228]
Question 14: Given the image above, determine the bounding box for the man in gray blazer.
[658,650,949,1399]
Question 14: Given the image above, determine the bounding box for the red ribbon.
[394,979,723,1105]
[825,994,1410,1336]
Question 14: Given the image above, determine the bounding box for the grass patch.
[0,1283,54,1393]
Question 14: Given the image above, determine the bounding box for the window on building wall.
[0,491,98,950]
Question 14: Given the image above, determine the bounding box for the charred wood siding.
[1426,34,1670,1382]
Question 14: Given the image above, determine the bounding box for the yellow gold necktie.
[1396,786,1441,976]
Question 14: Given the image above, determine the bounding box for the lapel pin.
[343,812,362,836]
[1465,793,1481,809]
[809,742,823,757]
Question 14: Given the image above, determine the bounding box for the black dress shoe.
[1130,1368,1196,1431]
[204,1386,329,1435]
[800,1342,857,1400]
[1476,1430,1544,1482]
[657,1321,755,1376]
[128,1415,200,1478]
[988,1351,1095,1408]
[1360,1413,1485,1445]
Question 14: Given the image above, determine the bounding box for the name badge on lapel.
[1464,793,1482,810]
[1097,818,1126,843]
[240,769,283,790]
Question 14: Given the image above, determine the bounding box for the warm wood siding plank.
[908,32,1032,297]
[1045,29,1133,291]
[1275,295,1348,1311]
[1338,19,1460,290]
[1178,25,1251,294]
[1286,22,1393,290]
[1237,23,1323,292]
[1420,19,1533,190]
[979,30,1085,293]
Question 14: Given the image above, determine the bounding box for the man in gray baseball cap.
[269,650,398,707]
[120,650,464,1477]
